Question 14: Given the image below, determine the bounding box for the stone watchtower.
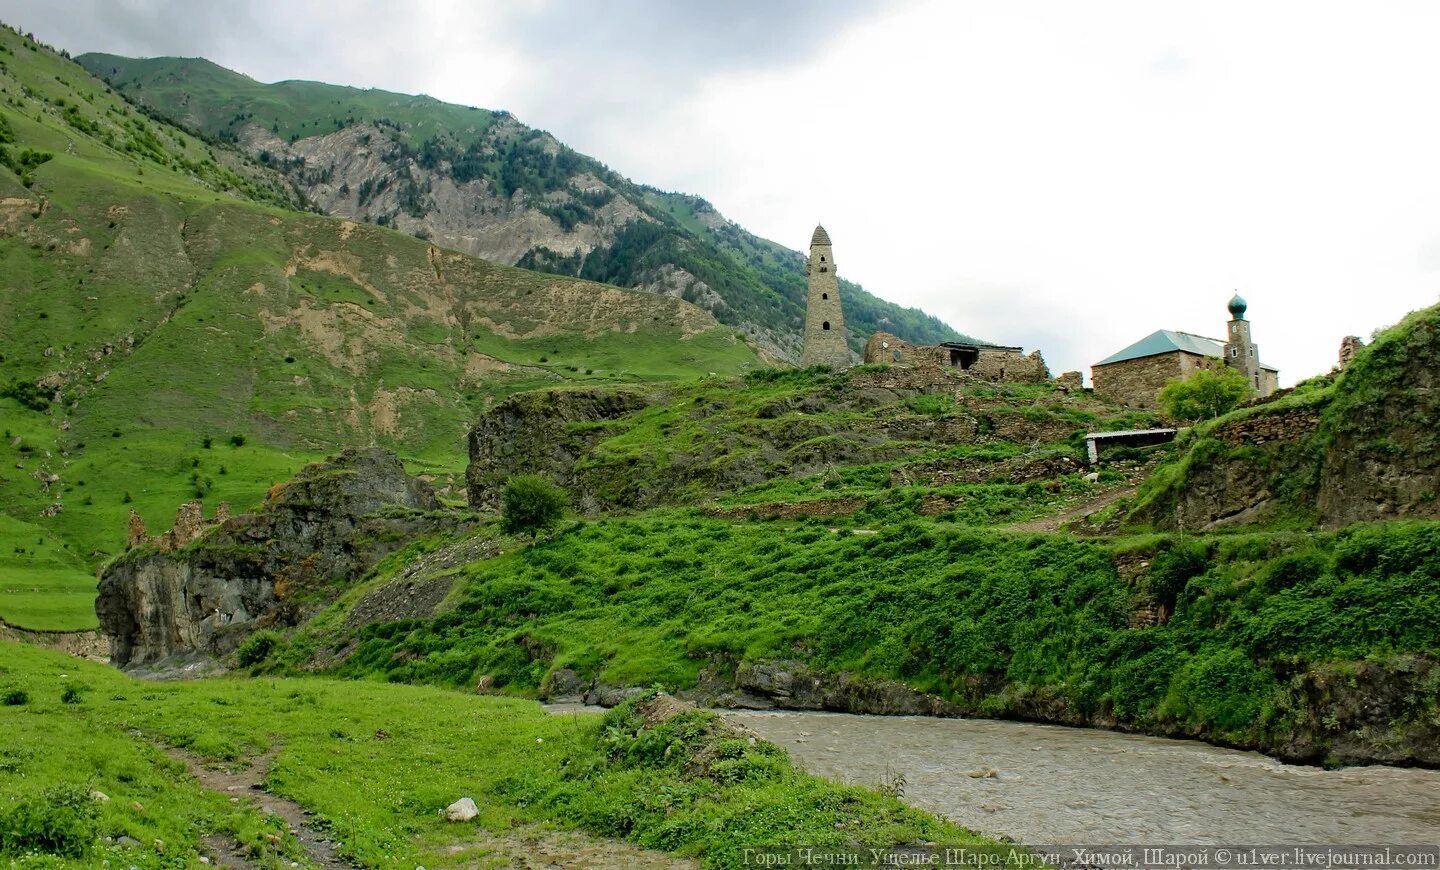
[799,224,850,368]
[1222,292,1264,393]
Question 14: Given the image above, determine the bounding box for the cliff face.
[97,449,443,668]
[1134,303,1440,530]
[1315,310,1440,526]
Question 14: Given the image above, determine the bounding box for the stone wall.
[0,618,111,662]
[706,497,865,520]
[1135,405,1322,531]
[1092,352,1205,408]
[860,331,1049,385]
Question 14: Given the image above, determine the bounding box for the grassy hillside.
[277,510,1440,768]
[0,24,759,630]
[0,643,992,867]
[76,53,975,359]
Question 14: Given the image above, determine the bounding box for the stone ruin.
[125,500,230,553]
[1337,335,1364,371]
[860,330,1082,389]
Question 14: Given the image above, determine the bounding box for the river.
[721,711,1440,845]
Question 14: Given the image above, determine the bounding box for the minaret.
[799,224,850,368]
[1222,292,1263,393]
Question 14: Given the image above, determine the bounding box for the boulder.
[445,797,478,822]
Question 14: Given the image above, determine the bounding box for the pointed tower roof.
[810,224,831,246]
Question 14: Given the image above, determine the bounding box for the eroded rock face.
[465,387,652,512]
[97,448,444,668]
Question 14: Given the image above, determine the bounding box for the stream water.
[721,711,1440,845]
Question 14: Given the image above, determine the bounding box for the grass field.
[0,642,993,867]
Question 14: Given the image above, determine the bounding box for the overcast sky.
[8,0,1440,383]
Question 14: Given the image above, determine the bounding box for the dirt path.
[169,746,693,868]
[1003,484,1136,533]
[166,746,353,869]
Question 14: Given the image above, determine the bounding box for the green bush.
[1,379,49,412]
[1159,366,1252,422]
[500,474,567,538]
[0,784,100,859]
[59,684,85,704]
[1,686,27,706]
[234,630,282,667]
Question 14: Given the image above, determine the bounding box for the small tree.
[1159,366,1252,422]
[500,474,566,538]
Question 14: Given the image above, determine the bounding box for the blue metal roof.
[1095,329,1277,371]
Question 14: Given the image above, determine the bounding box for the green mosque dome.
[1228,292,1248,319]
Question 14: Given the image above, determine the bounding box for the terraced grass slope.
[0,24,759,629]
[75,52,974,361]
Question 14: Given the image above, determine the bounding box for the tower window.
[820,267,827,273]
[822,321,831,330]
[820,256,826,262]
[821,292,828,299]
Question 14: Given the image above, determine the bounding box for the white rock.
[445,797,478,822]
[90,790,110,802]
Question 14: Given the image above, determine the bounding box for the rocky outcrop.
[1140,406,1323,531]
[465,387,652,512]
[1271,655,1440,767]
[1137,302,1440,531]
[1315,313,1440,527]
[97,448,445,669]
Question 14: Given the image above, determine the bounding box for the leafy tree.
[1159,366,1252,422]
[500,474,566,538]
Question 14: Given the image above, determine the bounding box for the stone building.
[799,224,851,368]
[863,331,1051,383]
[1092,295,1279,408]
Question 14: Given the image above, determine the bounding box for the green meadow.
[0,642,992,868]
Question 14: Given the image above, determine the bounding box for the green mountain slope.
[0,24,758,630]
[75,53,975,360]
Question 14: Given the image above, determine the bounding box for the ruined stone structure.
[799,224,851,369]
[1092,296,1280,409]
[1338,335,1364,370]
[125,500,232,553]
[863,331,1050,383]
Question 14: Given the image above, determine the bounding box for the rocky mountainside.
[0,25,758,630]
[74,53,974,361]
[1130,301,1440,530]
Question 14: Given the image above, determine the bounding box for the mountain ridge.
[76,52,978,361]
[0,24,758,630]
